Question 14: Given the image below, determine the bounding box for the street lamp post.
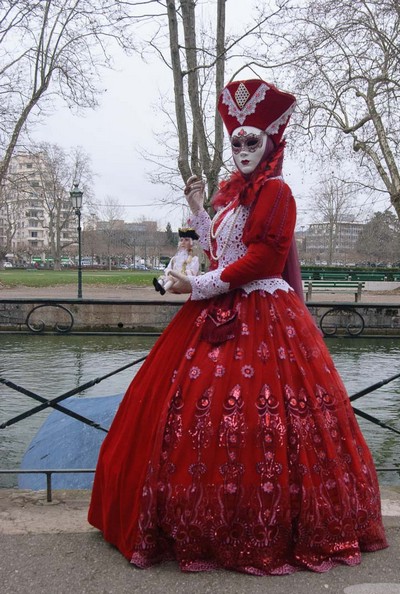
[70,183,83,299]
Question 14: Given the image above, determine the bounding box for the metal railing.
[2,464,399,504]
[310,301,400,337]
[1,299,400,503]
[0,354,148,432]
[0,349,150,498]
[2,361,399,488]
[0,469,94,502]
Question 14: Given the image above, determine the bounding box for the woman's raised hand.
[167,270,192,294]
[184,175,205,214]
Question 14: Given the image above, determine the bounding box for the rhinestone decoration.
[235,83,250,108]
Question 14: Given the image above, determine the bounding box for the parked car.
[3,262,12,268]
[129,264,149,270]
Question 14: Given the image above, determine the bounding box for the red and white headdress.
[218,79,296,145]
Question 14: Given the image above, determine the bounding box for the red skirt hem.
[88,288,388,574]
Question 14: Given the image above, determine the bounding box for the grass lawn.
[0,269,156,288]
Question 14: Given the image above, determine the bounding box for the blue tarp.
[19,394,123,490]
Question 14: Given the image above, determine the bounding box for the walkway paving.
[0,487,400,594]
[1,281,400,303]
[0,283,188,302]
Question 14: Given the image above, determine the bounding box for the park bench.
[301,272,351,281]
[352,272,388,281]
[319,272,350,281]
[303,280,365,302]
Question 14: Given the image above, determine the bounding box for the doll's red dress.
[88,159,387,575]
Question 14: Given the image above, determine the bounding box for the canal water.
[1,335,399,487]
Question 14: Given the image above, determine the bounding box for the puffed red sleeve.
[220,179,296,289]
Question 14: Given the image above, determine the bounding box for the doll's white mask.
[231,126,270,175]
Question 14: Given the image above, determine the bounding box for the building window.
[31,231,38,238]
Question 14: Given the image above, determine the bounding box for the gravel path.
[0,284,188,301]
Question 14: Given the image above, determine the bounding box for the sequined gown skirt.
[88,288,387,575]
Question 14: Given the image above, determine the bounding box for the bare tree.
[158,0,226,204]
[356,210,400,265]
[0,143,93,268]
[309,176,357,264]
[0,183,20,262]
[0,0,139,191]
[142,1,288,208]
[30,143,93,269]
[255,0,400,218]
[97,197,126,270]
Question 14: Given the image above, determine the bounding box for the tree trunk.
[166,0,226,205]
[391,192,400,220]
[209,0,226,202]
[167,0,192,183]
[181,0,211,179]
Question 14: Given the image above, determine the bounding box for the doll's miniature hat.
[218,79,296,145]
[179,227,199,240]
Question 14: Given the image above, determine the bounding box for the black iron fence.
[0,350,148,500]
[0,469,94,502]
[1,298,399,501]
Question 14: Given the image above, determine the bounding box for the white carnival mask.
[231,125,269,175]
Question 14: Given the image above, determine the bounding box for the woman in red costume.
[88,79,387,575]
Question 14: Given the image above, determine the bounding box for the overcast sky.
[30,5,312,232]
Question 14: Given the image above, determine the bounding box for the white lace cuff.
[190,269,230,300]
[188,209,211,250]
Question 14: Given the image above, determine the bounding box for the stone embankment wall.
[0,299,183,334]
[0,297,399,336]
[307,303,400,336]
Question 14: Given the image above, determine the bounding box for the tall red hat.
[218,79,296,145]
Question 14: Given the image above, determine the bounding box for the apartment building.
[0,152,77,262]
[305,220,365,263]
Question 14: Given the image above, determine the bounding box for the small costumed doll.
[153,227,200,295]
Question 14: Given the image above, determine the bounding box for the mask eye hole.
[231,140,241,149]
[246,138,258,147]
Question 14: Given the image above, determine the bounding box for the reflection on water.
[326,338,400,481]
[0,335,156,487]
[1,335,399,487]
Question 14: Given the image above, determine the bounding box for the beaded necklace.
[208,199,241,261]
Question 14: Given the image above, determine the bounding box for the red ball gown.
[88,150,387,575]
